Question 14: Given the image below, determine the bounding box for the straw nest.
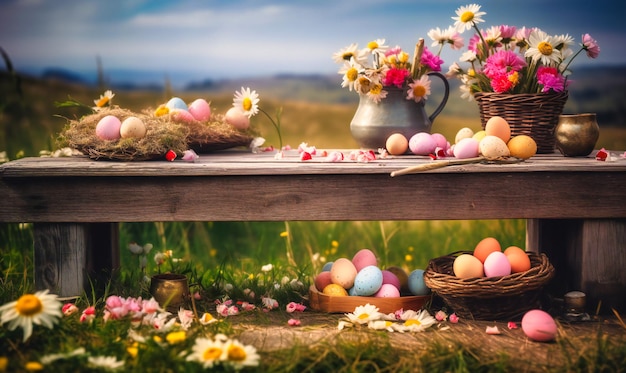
[58,107,255,161]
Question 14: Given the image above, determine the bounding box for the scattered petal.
[595,148,608,161]
[182,149,199,162]
[300,151,313,161]
[165,150,177,162]
[507,321,518,329]
[449,313,459,323]
[288,318,301,326]
[486,325,501,335]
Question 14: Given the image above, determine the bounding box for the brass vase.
[149,273,190,311]
[555,113,600,157]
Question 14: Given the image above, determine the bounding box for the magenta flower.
[80,306,96,323]
[420,48,444,72]
[582,34,600,59]
[537,66,566,92]
[286,302,306,313]
[384,67,410,88]
[483,50,526,79]
[62,303,79,316]
[449,313,459,323]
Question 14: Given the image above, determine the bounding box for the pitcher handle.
[426,71,450,123]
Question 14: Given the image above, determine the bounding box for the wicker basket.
[475,91,568,154]
[423,251,554,320]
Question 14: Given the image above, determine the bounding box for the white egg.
[479,135,511,159]
[455,127,475,144]
[120,116,147,139]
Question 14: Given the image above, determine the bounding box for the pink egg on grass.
[521,309,558,342]
[188,98,212,121]
[381,270,401,290]
[409,132,437,155]
[224,107,250,130]
[95,115,122,140]
[352,248,377,272]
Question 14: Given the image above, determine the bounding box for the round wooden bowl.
[308,286,431,314]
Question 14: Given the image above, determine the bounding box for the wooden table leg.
[527,218,626,314]
[33,223,119,298]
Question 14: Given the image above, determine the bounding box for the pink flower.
[582,34,600,59]
[449,313,459,323]
[286,302,306,313]
[435,310,447,321]
[383,67,410,88]
[62,303,79,316]
[142,298,161,314]
[80,306,96,323]
[216,304,229,316]
[536,66,566,93]
[288,318,301,326]
[486,325,501,335]
[483,50,526,78]
[300,151,312,161]
[507,321,518,329]
[499,25,517,43]
[262,297,279,310]
[324,151,344,162]
[420,48,444,72]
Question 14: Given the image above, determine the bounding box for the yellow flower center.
[468,68,476,77]
[203,347,223,361]
[460,11,474,23]
[358,313,370,320]
[242,98,252,111]
[405,319,422,327]
[25,361,44,371]
[412,85,427,97]
[227,345,247,362]
[367,41,379,50]
[154,105,169,117]
[96,96,110,108]
[538,41,553,56]
[346,67,359,82]
[508,71,520,85]
[369,83,382,95]
[127,345,139,359]
[15,294,43,316]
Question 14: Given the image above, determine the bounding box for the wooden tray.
[308,286,431,314]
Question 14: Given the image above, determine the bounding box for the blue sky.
[1,0,624,86]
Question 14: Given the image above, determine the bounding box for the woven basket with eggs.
[423,250,554,321]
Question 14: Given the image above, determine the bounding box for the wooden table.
[1,150,625,311]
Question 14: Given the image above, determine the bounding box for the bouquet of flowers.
[332,38,447,104]
[443,4,600,99]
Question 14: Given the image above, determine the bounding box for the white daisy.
[338,59,362,92]
[368,320,397,332]
[93,90,115,111]
[364,38,389,56]
[332,43,368,66]
[396,309,437,332]
[428,26,464,50]
[525,29,562,66]
[224,338,261,370]
[0,289,62,342]
[186,337,227,369]
[232,87,260,118]
[87,356,125,371]
[452,4,486,32]
[345,303,384,325]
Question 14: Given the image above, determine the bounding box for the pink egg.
[483,251,512,277]
[170,109,196,123]
[352,248,377,272]
[224,107,250,130]
[521,309,557,342]
[381,270,401,290]
[95,115,122,140]
[374,283,401,298]
[431,133,449,150]
[188,98,212,121]
[408,132,437,155]
[314,271,333,292]
[453,137,479,159]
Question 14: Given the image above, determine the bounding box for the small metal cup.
[150,273,190,312]
[564,291,586,313]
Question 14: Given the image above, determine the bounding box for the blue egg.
[348,286,359,296]
[166,97,188,111]
[321,261,334,272]
[408,269,430,295]
[353,265,383,296]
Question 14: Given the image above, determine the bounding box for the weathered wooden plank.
[1,171,625,222]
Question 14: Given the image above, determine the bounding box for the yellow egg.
[322,283,348,296]
[453,254,484,278]
[507,135,537,160]
[472,130,486,142]
[485,116,511,143]
[385,133,409,155]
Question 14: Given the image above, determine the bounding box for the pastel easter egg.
[455,127,474,144]
[453,137,479,159]
[330,258,357,289]
[314,271,333,292]
[188,98,212,121]
[170,109,196,123]
[352,248,377,272]
[453,254,484,278]
[407,269,430,296]
[521,309,557,342]
[224,107,250,130]
[166,97,188,111]
[95,115,122,140]
[483,251,512,277]
[323,283,348,296]
[120,116,147,139]
[409,132,437,155]
[353,265,383,296]
[321,261,333,272]
[381,270,401,290]
[374,283,401,298]
[386,266,409,293]
[431,133,449,150]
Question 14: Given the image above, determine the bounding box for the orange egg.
[507,135,537,160]
[485,116,511,143]
[322,283,348,296]
[385,133,409,155]
[504,246,532,273]
[473,237,502,263]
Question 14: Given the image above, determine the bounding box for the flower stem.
[259,107,283,151]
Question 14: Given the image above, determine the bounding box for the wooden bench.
[1,150,625,311]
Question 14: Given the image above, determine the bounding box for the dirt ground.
[226,308,626,371]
